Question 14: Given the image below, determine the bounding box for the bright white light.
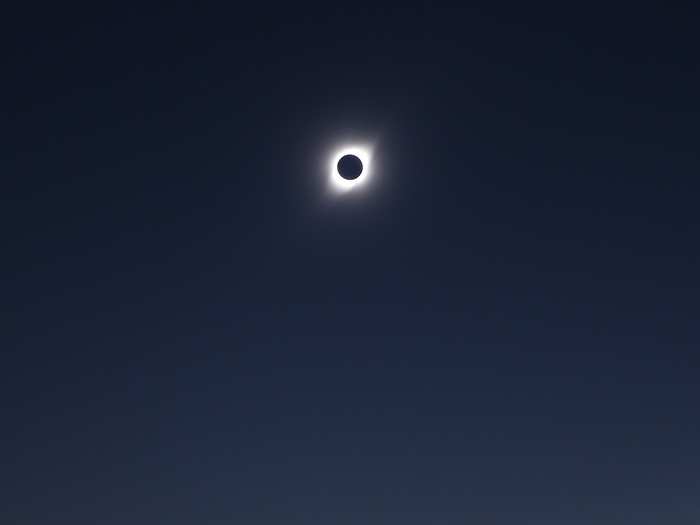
[328,145,373,193]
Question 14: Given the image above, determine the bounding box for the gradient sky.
[4,3,700,523]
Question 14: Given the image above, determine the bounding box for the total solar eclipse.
[337,154,363,180]
[328,145,372,193]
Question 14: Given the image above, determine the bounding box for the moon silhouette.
[337,154,363,180]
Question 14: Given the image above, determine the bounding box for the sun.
[328,145,373,193]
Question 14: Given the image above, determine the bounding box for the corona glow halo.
[328,145,373,192]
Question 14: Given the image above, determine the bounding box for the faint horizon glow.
[328,145,373,193]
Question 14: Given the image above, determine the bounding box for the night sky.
[4,3,700,523]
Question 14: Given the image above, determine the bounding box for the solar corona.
[329,145,372,193]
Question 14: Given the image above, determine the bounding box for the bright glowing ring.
[329,145,372,192]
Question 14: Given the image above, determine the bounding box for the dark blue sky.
[4,3,700,523]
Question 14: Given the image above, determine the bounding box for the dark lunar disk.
[337,154,363,180]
